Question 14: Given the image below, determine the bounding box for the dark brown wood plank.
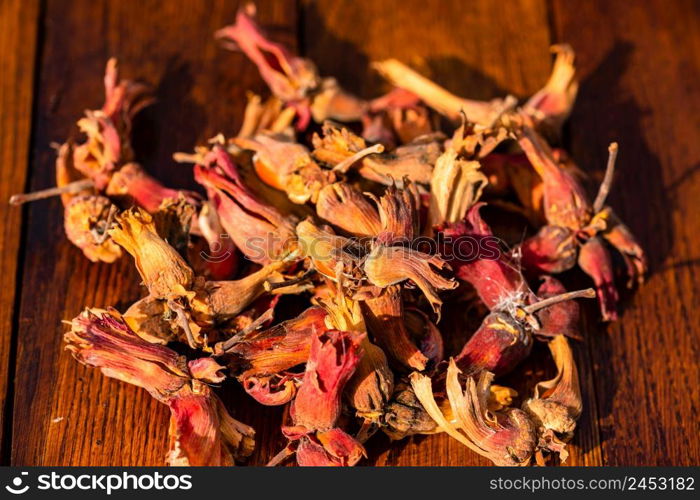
[11,0,296,466]
[300,0,608,466]
[0,0,40,461]
[550,0,700,465]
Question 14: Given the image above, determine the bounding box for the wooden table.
[1,0,698,466]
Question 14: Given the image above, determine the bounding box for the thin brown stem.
[593,142,618,213]
[218,307,275,354]
[266,444,295,467]
[523,288,595,314]
[168,300,197,348]
[264,268,316,291]
[92,204,118,244]
[333,143,385,173]
[9,178,94,205]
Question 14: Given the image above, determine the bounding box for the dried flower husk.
[151,196,196,257]
[427,147,487,234]
[522,335,581,462]
[320,290,394,420]
[65,308,254,466]
[194,145,298,264]
[382,381,441,439]
[599,208,647,287]
[534,276,583,340]
[455,311,533,377]
[374,94,436,144]
[518,127,592,230]
[109,207,194,300]
[54,141,122,263]
[281,329,366,466]
[521,224,578,274]
[364,244,457,319]
[360,285,429,371]
[215,3,319,128]
[315,182,381,237]
[310,77,369,124]
[195,259,288,324]
[312,123,437,185]
[295,218,361,281]
[404,306,444,365]
[217,5,371,130]
[72,58,152,188]
[106,162,198,213]
[517,129,645,320]
[63,195,122,263]
[373,59,517,128]
[237,93,295,138]
[372,181,421,242]
[440,203,528,310]
[522,45,578,140]
[233,133,333,204]
[291,329,362,429]
[411,360,536,466]
[123,296,176,345]
[224,307,329,405]
[577,236,619,321]
[345,336,394,419]
[480,152,546,226]
[167,383,255,465]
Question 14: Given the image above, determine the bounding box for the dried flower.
[194,144,298,264]
[223,307,329,405]
[63,195,121,263]
[279,330,365,466]
[195,259,288,324]
[411,360,536,466]
[109,207,194,300]
[320,289,394,424]
[233,133,333,204]
[312,123,437,185]
[360,286,429,371]
[522,45,578,139]
[364,244,457,319]
[372,181,421,242]
[65,309,254,465]
[315,183,381,238]
[194,201,239,280]
[215,3,319,128]
[517,128,646,320]
[427,148,487,234]
[106,162,197,213]
[522,335,582,462]
[295,218,361,281]
[373,59,517,127]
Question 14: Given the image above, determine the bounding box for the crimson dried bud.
[65,309,254,466]
[281,329,365,466]
[224,307,329,405]
[194,145,297,264]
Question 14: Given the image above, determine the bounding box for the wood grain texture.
[10,0,296,466]
[4,0,699,466]
[550,0,700,466]
[0,0,40,460]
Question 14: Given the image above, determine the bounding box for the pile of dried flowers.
[13,3,645,466]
